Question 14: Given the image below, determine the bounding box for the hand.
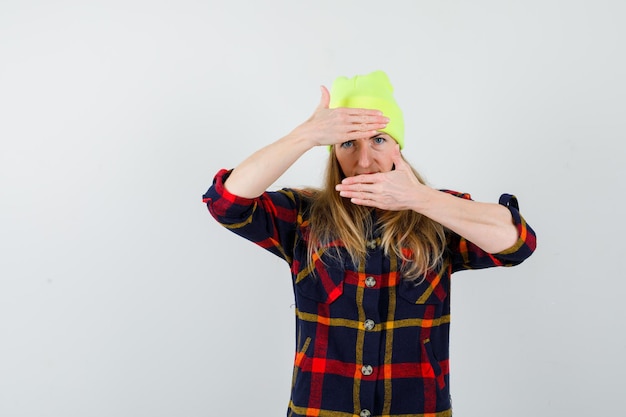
[291,86,390,147]
[335,144,432,211]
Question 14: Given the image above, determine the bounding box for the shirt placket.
[356,237,383,417]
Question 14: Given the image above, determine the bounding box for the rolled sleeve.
[202,169,302,263]
[202,169,258,225]
[494,193,537,261]
[446,191,537,272]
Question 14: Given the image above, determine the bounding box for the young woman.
[203,70,536,417]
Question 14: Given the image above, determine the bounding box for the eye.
[340,140,354,149]
[372,136,386,145]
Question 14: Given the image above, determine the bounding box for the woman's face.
[334,133,397,178]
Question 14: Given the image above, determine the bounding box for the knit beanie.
[329,70,404,148]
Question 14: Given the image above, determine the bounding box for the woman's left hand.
[335,144,431,211]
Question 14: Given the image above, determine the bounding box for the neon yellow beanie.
[329,70,405,149]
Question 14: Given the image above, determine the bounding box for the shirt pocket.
[293,254,345,304]
[422,338,447,391]
[397,270,448,306]
[291,336,312,389]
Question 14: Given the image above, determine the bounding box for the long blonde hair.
[305,149,447,281]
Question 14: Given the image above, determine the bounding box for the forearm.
[223,131,315,198]
[415,188,519,254]
[224,85,388,198]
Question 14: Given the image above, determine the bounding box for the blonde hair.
[304,149,447,282]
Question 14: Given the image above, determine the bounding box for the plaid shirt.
[203,169,536,417]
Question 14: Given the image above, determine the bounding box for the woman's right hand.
[290,86,389,148]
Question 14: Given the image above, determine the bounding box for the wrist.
[285,126,319,150]
[410,185,441,215]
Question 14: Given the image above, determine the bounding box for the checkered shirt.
[203,169,537,417]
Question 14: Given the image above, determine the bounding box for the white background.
[1,1,624,416]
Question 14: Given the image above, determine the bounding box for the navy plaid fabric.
[203,169,536,417]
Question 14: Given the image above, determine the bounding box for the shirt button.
[364,319,375,331]
[361,365,373,376]
[360,409,371,417]
[366,239,377,249]
[365,276,376,288]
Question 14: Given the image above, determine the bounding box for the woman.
[203,70,536,417]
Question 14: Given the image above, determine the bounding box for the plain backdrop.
[1,1,624,416]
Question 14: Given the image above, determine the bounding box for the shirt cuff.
[202,168,257,219]
[496,193,537,256]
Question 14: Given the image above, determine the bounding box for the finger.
[349,197,381,209]
[391,144,406,169]
[334,107,386,119]
[351,113,389,124]
[343,113,389,126]
[343,129,383,140]
[317,85,330,110]
[346,108,385,117]
[338,176,365,187]
[339,189,374,201]
[345,126,388,137]
[339,173,379,186]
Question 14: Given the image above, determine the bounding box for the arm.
[224,86,389,198]
[335,144,519,254]
[410,188,518,253]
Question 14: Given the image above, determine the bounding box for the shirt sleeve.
[443,191,537,273]
[202,168,302,264]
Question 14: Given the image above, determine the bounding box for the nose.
[356,143,372,168]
